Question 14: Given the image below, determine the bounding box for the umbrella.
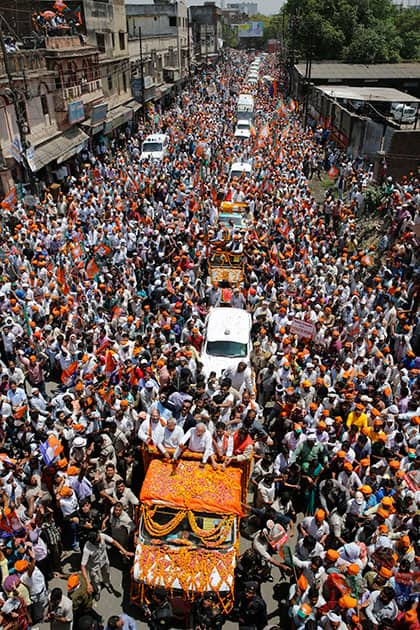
[40,11,56,19]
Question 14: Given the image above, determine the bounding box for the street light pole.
[138,25,145,121]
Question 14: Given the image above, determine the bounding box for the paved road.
[39,537,283,630]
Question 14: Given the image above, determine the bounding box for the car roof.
[230,161,252,172]
[206,307,252,343]
[238,94,254,103]
[144,134,167,143]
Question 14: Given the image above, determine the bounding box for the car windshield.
[237,123,249,129]
[231,169,251,179]
[219,213,245,227]
[206,340,247,357]
[142,142,163,153]
[141,507,235,549]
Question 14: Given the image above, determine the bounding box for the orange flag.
[85,258,99,279]
[61,361,78,384]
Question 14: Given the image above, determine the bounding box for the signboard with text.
[68,101,85,124]
[290,318,316,339]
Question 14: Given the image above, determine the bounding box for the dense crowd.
[0,49,418,630]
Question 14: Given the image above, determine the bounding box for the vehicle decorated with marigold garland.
[130,450,250,621]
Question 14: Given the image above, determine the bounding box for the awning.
[126,100,142,113]
[27,127,89,172]
[154,83,174,99]
[103,105,133,134]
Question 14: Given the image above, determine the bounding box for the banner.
[237,22,264,38]
[290,318,316,339]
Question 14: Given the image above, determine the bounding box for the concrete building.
[126,0,192,104]
[82,0,132,117]
[190,2,223,64]
[226,2,258,16]
[0,0,140,192]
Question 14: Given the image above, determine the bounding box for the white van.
[140,133,169,160]
[237,93,255,121]
[234,119,252,138]
[200,307,252,377]
[229,161,253,180]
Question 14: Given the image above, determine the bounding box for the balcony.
[55,78,103,111]
[0,50,47,77]
[45,35,85,50]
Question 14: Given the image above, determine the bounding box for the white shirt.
[158,425,184,453]
[59,492,79,517]
[21,565,47,597]
[175,427,214,463]
[137,417,165,446]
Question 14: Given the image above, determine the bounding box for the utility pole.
[303,30,313,129]
[176,0,181,90]
[0,18,35,193]
[187,7,191,80]
[138,25,145,121]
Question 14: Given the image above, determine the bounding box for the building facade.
[0,0,140,193]
[226,2,258,17]
[190,3,223,64]
[126,0,192,104]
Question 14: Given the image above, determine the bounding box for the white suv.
[140,133,169,160]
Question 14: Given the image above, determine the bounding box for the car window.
[142,142,163,152]
[206,340,247,358]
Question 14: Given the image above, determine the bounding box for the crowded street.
[0,47,418,630]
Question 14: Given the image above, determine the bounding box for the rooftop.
[316,85,420,104]
[295,62,420,81]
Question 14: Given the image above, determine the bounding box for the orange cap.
[14,559,29,573]
[379,566,392,579]
[338,595,357,609]
[347,563,360,576]
[326,549,339,561]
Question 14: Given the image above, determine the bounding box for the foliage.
[278,0,419,63]
[222,22,238,48]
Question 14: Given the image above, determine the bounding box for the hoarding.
[238,21,263,38]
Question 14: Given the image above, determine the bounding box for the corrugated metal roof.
[316,85,420,103]
[295,62,420,81]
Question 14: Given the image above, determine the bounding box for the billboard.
[238,21,264,38]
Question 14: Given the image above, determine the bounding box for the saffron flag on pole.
[0,188,16,211]
[40,435,64,465]
[85,257,99,279]
[61,360,79,384]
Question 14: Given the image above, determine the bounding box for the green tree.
[395,8,420,59]
[283,0,418,62]
[222,21,238,48]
